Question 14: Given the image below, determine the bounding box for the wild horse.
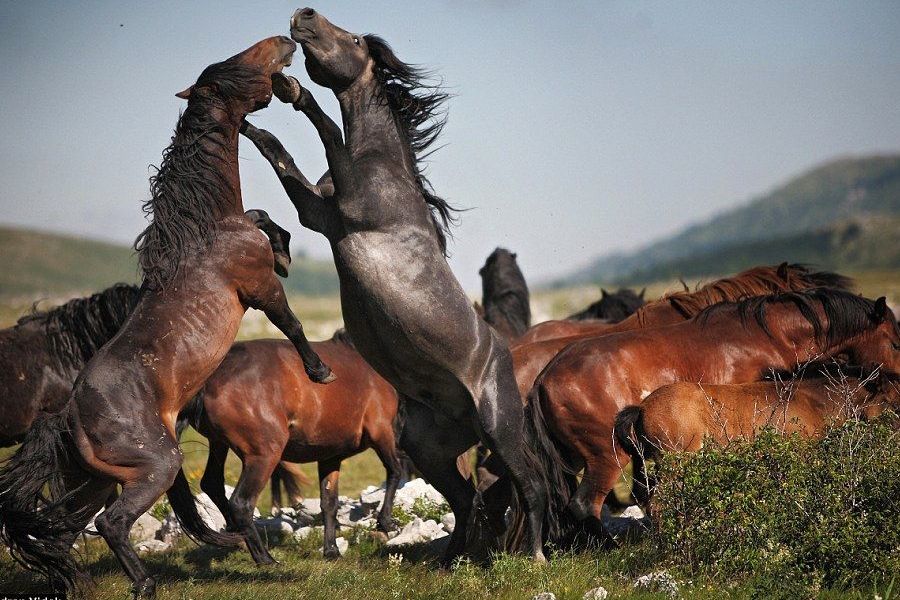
[614,367,900,511]
[180,330,403,563]
[240,8,560,563]
[531,289,900,542]
[0,284,140,447]
[566,288,646,323]
[479,247,531,342]
[0,37,333,597]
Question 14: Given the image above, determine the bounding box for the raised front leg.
[240,122,339,236]
[271,74,353,191]
[245,274,334,384]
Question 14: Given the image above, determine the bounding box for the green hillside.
[564,154,900,285]
[0,226,339,298]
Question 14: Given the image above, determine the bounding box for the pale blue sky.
[1,1,899,289]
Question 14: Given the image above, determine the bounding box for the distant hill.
[562,155,900,285]
[0,226,339,298]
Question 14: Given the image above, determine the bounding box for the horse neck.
[761,303,850,364]
[337,79,418,182]
[193,103,244,218]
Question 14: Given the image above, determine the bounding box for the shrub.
[651,414,900,594]
[392,496,451,526]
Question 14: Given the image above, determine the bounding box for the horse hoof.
[255,554,278,566]
[271,73,301,104]
[323,548,341,560]
[132,577,157,599]
[309,366,336,384]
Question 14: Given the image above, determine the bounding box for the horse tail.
[175,391,204,439]
[613,406,657,505]
[519,381,579,545]
[166,468,242,548]
[0,412,89,590]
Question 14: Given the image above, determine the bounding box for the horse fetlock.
[271,73,302,104]
[131,575,157,599]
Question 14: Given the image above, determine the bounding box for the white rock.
[533,594,556,600]
[273,506,297,519]
[621,505,645,520]
[157,513,183,544]
[293,525,323,541]
[257,517,295,536]
[634,571,679,598]
[394,479,446,511]
[583,586,609,600]
[441,512,456,533]
[360,484,386,508]
[299,498,322,517]
[337,502,375,526]
[384,517,448,547]
[195,492,227,532]
[137,539,171,554]
[336,537,348,555]
[130,513,162,543]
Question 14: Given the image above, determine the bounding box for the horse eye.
[893,342,900,351]
[353,36,360,45]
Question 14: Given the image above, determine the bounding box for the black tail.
[0,412,90,590]
[166,469,242,548]
[613,406,656,505]
[515,382,579,547]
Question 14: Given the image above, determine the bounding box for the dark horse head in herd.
[480,248,531,341]
[567,288,646,323]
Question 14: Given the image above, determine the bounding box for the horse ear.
[601,289,608,298]
[175,85,194,100]
[511,252,517,260]
[777,262,789,279]
[873,296,889,320]
[639,288,647,299]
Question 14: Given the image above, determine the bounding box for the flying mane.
[698,287,884,346]
[364,34,458,255]
[134,61,269,290]
[634,263,854,324]
[17,284,142,372]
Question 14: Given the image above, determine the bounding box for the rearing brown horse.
[0,37,333,598]
[532,289,900,542]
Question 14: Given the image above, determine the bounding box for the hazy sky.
[1,1,899,290]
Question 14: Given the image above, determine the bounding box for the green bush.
[651,415,900,595]
[392,496,451,526]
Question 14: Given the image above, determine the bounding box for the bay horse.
[0,37,334,598]
[180,330,402,563]
[531,289,900,543]
[511,264,852,399]
[479,247,531,342]
[0,284,140,447]
[515,263,851,346]
[239,8,559,563]
[614,368,900,510]
[566,288,646,323]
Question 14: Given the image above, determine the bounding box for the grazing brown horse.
[511,264,852,399]
[0,37,334,597]
[615,369,900,509]
[0,284,140,447]
[479,247,531,342]
[531,289,900,543]
[516,263,851,346]
[240,8,559,563]
[566,288,646,323]
[180,330,402,563]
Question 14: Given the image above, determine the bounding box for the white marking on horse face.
[640,389,653,400]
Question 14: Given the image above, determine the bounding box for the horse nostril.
[300,7,315,18]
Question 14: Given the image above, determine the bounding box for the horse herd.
[1,7,899,598]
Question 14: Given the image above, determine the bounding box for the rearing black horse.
[240,8,561,563]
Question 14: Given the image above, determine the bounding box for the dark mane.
[568,288,645,322]
[134,61,268,290]
[364,34,457,255]
[480,248,531,338]
[331,328,356,349]
[17,284,142,372]
[698,288,879,346]
[638,263,854,321]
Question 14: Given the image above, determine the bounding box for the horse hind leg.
[369,434,403,534]
[92,434,183,598]
[199,438,235,528]
[399,399,478,567]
